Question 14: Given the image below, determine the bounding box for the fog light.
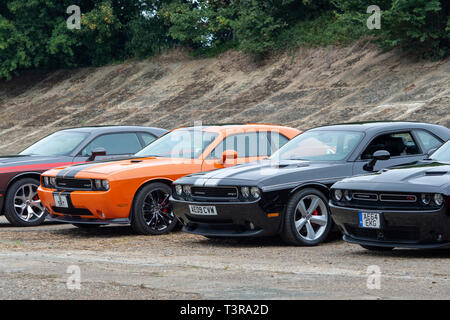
[175,185,183,196]
[421,193,431,205]
[241,187,250,198]
[434,194,444,206]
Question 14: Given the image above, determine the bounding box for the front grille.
[335,190,428,210]
[379,194,417,202]
[56,178,92,190]
[191,187,238,199]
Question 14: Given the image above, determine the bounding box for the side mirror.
[363,150,390,171]
[222,150,238,163]
[89,147,107,161]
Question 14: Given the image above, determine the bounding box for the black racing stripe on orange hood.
[59,163,103,179]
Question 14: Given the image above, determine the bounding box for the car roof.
[58,126,168,135]
[175,124,298,134]
[309,121,448,133]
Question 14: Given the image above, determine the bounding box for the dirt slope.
[0,42,448,154]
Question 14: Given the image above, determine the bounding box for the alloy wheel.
[13,183,45,223]
[142,188,174,231]
[294,194,328,241]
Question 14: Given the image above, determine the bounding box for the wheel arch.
[129,178,174,220]
[289,182,330,199]
[6,172,42,191]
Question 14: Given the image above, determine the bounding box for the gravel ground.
[0,216,449,300]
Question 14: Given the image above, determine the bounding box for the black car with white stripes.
[330,140,450,250]
[171,122,450,246]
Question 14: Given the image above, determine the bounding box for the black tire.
[130,182,177,235]
[72,223,102,229]
[281,188,333,246]
[4,177,47,227]
[361,245,394,251]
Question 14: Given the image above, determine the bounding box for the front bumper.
[38,186,131,224]
[330,203,450,248]
[171,197,282,237]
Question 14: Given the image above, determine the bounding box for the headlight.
[183,185,192,195]
[93,179,109,191]
[434,194,444,206]
[344,190,352,201]
[43,176,49,187]
[250,187,261,199]
[175,185,183,196]
[49,177,56,188]
[421,193,431,205]
[241,187,250,198]
[334,189,343,201]
[102,180,110,190]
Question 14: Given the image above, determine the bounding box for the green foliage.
[126,14,172,58]
[333,0,449,58]
[0,0,448,79]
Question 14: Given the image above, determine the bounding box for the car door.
[352,131,426,175]
[201,131,288,171]
[72,132,146,162]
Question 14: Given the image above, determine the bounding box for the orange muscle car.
[38,124,300,235]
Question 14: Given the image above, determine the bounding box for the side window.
[415,130,443,153]
[81,133,142,156]
[140,133,157,147]
[209,132,272,158]
[361,132,420,160]
[268,132,290,153]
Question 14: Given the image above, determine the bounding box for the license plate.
[189,205,217,216]
[54,194,69,208]
[359,212,381,229]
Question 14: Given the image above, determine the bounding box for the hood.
[178,159,352,190]
[53,157,188,178]
[335,162,450,193]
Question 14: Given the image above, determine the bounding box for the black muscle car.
[171,122,450,246]
[329,140,450,250]
[0,126,167,227]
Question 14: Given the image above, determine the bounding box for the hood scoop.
[425,171,447,176]
[130,160,143,163]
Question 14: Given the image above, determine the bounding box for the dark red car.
[0,126,167,227]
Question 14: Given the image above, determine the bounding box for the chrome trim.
[352,192,379,201]
[379,194,417,203]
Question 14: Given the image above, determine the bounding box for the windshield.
[135,129,218,159]
[20,131,88,156]
[272,130,364,161]
[430,140,450,162]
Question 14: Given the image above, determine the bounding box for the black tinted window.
[81,133,142,156]
[361,132,420,159]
